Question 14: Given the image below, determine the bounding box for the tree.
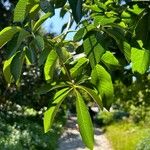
[0,0,150,149]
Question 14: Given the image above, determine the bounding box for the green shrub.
[0,101,65,150]
[96,111,113,125]
[136,136,150,150]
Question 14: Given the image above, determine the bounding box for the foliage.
[0,101,65,150]
[0,0,150,149]
[106,122,150,150]
[136,136,150,150]
[114,74,150,123]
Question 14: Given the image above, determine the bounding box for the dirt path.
[57,116,112,150]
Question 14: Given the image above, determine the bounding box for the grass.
[105,121,150,150]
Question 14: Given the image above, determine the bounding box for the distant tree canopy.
[0,0,150,149]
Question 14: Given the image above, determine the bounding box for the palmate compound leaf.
[44,49,58,82]
[44,88,72,133]
[131,47,150,74]
[0,26,21,48]
[91,64,114,109]
[75,90,94,150]
[14,0,29,22]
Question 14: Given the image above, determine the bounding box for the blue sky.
[42,9,76,40]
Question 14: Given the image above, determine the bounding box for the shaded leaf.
[68,0,82,23]
[37,83,68,95]
[104,27,131,62]
[38,48,51,66]
[25,47,36,64]
[54,0,67,8]
[40,0,54,13]
[34,35,45,51]
[10,51,25,82]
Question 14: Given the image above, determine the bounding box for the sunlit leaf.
[33,12,52,32]
[70,57,88,78]
[101,51,121,69]
[44,88,71,133]
[75,90,94,150]
[3,57,14,83]
[76,85,103,109]
[91,64,114,109]
[83,35,105,68]
[0,26,21,48]
[131,47,150,74]
[14,0,29,22]
[44,50,58,81]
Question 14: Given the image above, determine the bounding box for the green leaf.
[70,57,88,78]
[25,47,36,64]
[38,48,51,66]
[0,26,21,48]
[83,35,105,68]
[37,83,68,95]
[76,85,103,109]
[3,56,14,83]
[54,0,67,8]
[33,12,52,32]
[44,50,58,81]
[94,16,116,26]
[91,64,114,109]
[5,29,29,59]
[29,4,40,18]
[34,35,45,51]
[101,51,121,69]
[14,0,29,22]
[73,28,85,42]
[131,48,150,74]
[44,88,71,133]
[68,0,82,23]
[75,90,94,150]
[104,27,131,62]
[10,51,25,82]
[40,0,54,13]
